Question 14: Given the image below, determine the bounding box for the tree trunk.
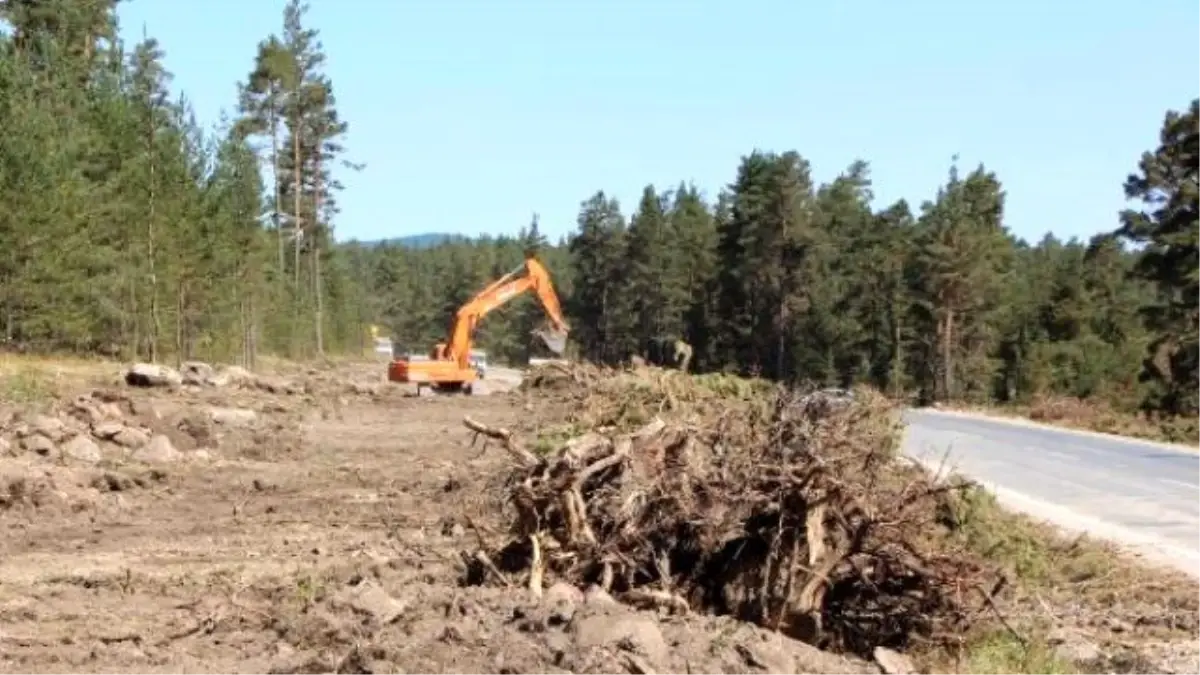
[292,117,302,289]
[175,283,185,368]
[890,307,903,396]
[290,109,304,357]
[146,106,159,363]
[941,309,955,400]
[269,91,284,276]
[313,153,324,356]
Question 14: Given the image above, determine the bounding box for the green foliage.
[353,114,1193,424]
[0,0,365,366]
[0,5,1192,425]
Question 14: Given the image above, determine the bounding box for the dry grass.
[0,353,121,405]
[0,350,358,405]
[949,395,1198,447]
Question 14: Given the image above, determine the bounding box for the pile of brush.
[471,366,1001,658]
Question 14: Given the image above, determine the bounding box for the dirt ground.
[2,358,1197,674]
[0,361,876,674]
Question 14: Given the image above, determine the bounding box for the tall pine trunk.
[313,152,325,356]
[146,104,160,363]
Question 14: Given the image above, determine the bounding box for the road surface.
[903,409,1200,576]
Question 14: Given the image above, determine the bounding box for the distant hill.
[348,232,459,249]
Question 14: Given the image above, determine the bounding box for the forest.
[1,1,1197,428]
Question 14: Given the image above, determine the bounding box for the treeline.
[354,101,1198,419]
[1,2,1195,421]
[0,0,369,367]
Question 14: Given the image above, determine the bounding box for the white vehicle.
[468,350,488,379]
[373,337,393,360]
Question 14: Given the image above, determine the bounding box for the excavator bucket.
[533,326,568,355]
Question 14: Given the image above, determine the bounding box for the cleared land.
[0,358,1195,674]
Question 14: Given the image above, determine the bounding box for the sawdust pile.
[471,364,1003,660]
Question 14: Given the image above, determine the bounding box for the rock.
[171,411,214,449]
[69,397,107,425]
[113,426,150,448]
[180,361,216,386]
[30,415,67,442]
[254,375,302,395]
[89,388,129,404]
[133,435,180,463]
[573,612,668,668]
[92,422,149,448]
[0,436,12,456]
[91,421,126,439]
[545,582,584,607]
[210,365,254,387]
[543,582,583,624]
[99,402,125,420]
[208,407,257,427]
[21,433,57,457]
[737,638,796,675]
[69,394,124,424]
[1048,628,1102,663]
[129,399,161,421]
[349,382,380,396]
[330,580,408,624]
[125,363,182,388]
[61,435,102,463]
[191,449,213,461]
[584,585,617,606]
[873,646,915,675]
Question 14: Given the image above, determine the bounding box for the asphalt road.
[903,409,1200,576]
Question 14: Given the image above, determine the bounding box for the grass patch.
[0,353,121,402]
[962,629,1076,674]
[938,484,1115,588]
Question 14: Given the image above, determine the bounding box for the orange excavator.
[387,254,570,395]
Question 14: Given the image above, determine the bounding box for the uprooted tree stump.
[465,381,1002,659]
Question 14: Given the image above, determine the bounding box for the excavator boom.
[387,254,570,393]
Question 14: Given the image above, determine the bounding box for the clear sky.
[115,0,1199,244]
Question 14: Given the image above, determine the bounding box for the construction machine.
[640,336,694,372]
[387,254,569,394]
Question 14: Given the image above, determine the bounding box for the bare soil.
[0,360,1195,674]
[0,363,870,674]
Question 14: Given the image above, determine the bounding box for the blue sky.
[115,0,1199,244]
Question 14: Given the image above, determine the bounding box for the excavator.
[387,254,570,395]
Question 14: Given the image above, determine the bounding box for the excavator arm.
[438,256,569,370]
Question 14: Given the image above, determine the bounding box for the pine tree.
[568,192,631,363]
[908,161,1013,402]
[1115,99,1200,415]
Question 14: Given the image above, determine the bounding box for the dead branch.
[463,416,538,466]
